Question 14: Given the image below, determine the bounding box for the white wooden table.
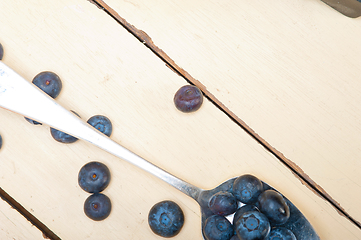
[0,0,360,239]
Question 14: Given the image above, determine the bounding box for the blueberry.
[50,110,80,143]
[148,200,184,238]
[232,174,263,204]
[84,193,111,221]
[265,227,296,240]
[233,204,258,225]
[208,191,238,216]
[174,85,203,113]
[87,115,113,137]
[0,43,4,60]
[230,235,240,240]
[203,215,234,240]
[50,128,78,143]
[0,134,2,149]
[24,117,42,125]
[235,211,270,240]
[78,161,111,193]
[32,71,62,99]
[257,190,290,225]
[25,71,62,125]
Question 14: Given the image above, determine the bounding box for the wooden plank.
[100,0,361,226]
[0,187,59,239]
[0,197,44,239]
[0,0,360,239]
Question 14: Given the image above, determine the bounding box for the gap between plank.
[0,187,61,240]
[88,0,361,229]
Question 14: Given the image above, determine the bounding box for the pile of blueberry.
[203,174,296,240]
[78,161,112,221]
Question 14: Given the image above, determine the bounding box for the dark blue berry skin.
[233,204,258,225]
[208,191,238,216]
[50,128,78,143]
[148,200,184,238]
[0,43,4,60]
[50,111,80,143]
[233,174,263,204]
[203,215,234,240]
[32,71,62,99]
[0,134,2,149]
[87,115,112,137]
[262,182,320,240]
[25,71,62,125]
[230,235,240,240]
[84,193,111,221]
[24,117,42,125]
[174,85,203,113]
[235,210,270,240]
[78,161,110,193]
[257,190,290,226]
[265,227,297,240]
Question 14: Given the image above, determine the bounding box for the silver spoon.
[0,61,319,239]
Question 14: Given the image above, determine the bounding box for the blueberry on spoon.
[233,174,263,204]
[235,210,270,240]
[203,215,234,240]
[257,190,290,225]
[230,235,240,240]
[233,204,259,225]
[208,191,238,216]
[265,227,297,240]
[148,200,184,238]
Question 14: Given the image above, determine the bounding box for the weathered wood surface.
[102,0,361,226]
[0,197,43,239]
[0,0,360,239]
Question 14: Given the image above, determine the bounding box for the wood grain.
[101,0,361,227]
[0,196,44,239]
[0,0,360,239]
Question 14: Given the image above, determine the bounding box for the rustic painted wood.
[0,198,44,239]
[103,0,361,226]
[0,0,360,239]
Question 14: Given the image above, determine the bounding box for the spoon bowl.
[198,178,320,240]
[0,61,319,239]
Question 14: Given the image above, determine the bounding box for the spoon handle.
[0,61,202,200]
